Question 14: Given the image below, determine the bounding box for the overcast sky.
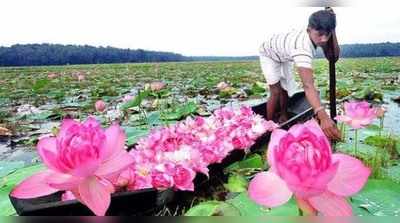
[1,0,399,56]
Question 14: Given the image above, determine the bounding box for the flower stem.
[379,117,384,136]
[296,197,317,216]
[354,129,358,156]
[298,208,304,216]
[340,122,346,141]
[374,144,380,178]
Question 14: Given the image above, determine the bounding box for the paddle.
[325,6,338,123]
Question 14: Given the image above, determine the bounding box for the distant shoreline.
[1,42,400,67]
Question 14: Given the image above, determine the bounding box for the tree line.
[0,44,187,66]
[0,42,399,66]
[331,42,400,58]
[193,42,400,61]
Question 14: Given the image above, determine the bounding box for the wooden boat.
[9,91,314,216]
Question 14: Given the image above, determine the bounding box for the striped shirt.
[259,29,317,69]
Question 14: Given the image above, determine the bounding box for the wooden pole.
[329,59,337,122]
[325,7,337,123]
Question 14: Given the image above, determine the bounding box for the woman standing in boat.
[259,8,341,140]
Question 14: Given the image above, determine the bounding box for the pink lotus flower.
[114,167,136,189]
[10,117,134,216]
[95,100,106,113]
[151,169,174,189]
[77,74,85,81]
[151,162,196,191]
[335,101,377,129]
[149,81,166,91]
[172,164,196,191]
[248,119,370,216]
[122,95,134,102]
[120,105,277,191]
[124,149,156,190]
[61,191,76,201]
[47,73,57,79]
[375,105,387,118]
[216,81,230,90]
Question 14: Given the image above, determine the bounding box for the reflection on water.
[378,91,400,134]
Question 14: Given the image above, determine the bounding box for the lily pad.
[224,153,264,174]
[0,164,45,216]
[249,82,267,96]
[353,85,383,101]
[0,161,25,178]
[24,111,54,121]
[184,201,224,216]
[383,162,400,183]
[161,101,197,121]
[359,124,382,140]
[121,90,149,111]
[223,174,248,193]
[146,111,163,126]
[335,141,386,160]
[219,87,237,98]
[351,179,400,216]
[226,192,299,216]
[31,79,50,93]
[365,135,399,157]
[123,126,150,146]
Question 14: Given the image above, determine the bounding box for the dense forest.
[334,42,400,57]
[0,44,187,66]
[0,42,399,66]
